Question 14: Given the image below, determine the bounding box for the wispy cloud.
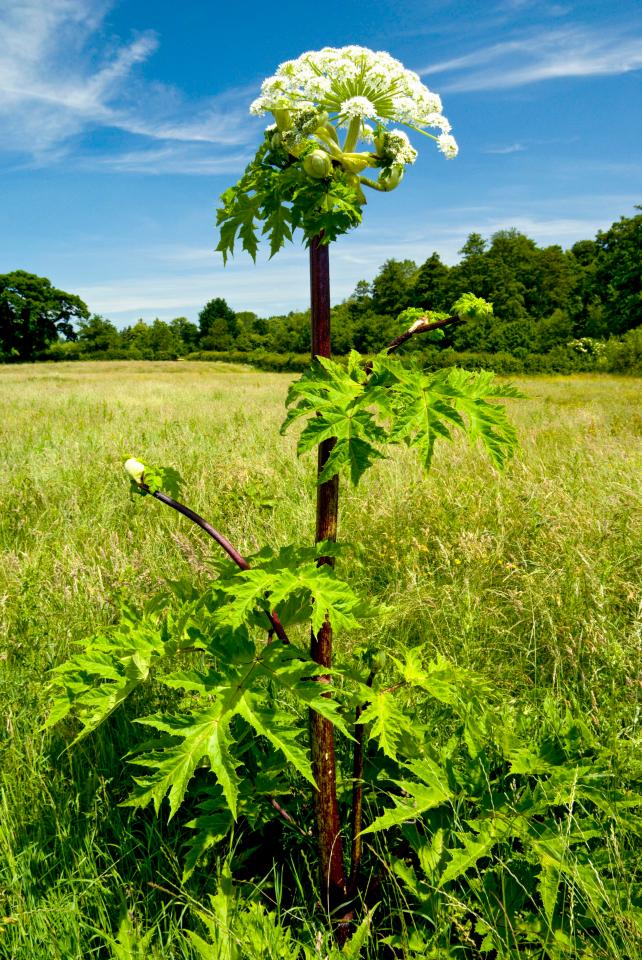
[419,25,642,90]
[84,145,251,176]
[483,143,525,154]
[495,0,571,14]
[0,0,252,170]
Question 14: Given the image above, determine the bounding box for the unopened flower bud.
[124,457,146,485]
[340,152,371,174]
[303,150,332,179]
[379,164,404,191]
[274,108,292,131]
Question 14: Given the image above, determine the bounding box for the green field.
[1,361,641,958]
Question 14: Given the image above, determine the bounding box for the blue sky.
[1,0,640,324]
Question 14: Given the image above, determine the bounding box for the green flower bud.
[124,457,146,485]
[274,109,292,132]
[270,131,282,150]
[340,152,371,175]
[379,164,404,191]
[303,150,332,179]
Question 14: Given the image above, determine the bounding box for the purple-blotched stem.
[309,235,348,917]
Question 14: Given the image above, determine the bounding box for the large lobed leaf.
[214,556,374,637]
[282,351,523,485]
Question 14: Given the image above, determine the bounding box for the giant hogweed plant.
[48,47,642,956]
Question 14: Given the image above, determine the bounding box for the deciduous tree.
[0,270,88,361]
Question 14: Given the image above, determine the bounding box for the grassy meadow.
[0,360,641,958]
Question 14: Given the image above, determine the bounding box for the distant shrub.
[601,327,642,373]
[37,341,83,362]
[186,349,311,372]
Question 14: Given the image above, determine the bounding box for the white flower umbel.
[251,45,455,159]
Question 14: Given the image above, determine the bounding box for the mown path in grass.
[0,361,640,957]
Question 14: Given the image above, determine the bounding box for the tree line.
[1,208,640,371]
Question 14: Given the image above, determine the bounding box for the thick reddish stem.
[309,235,347,914]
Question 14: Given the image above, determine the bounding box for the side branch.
[363,313,464,376]
[385,312,464,354]
[140,484,289,644]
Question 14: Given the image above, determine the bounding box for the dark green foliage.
[593,208,642,335]
[169,316,200,352]
[76,314,121,354]
[0,270,89,361]
[199,297,237,351]
[9,209,641,370]
[215,139,364,263]
[371,258,418,315]
[413,252,450,311]
[120,318,186,360]
[185,349,312,371]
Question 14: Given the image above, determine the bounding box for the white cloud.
[0,0,252,168]
[419,26,642,90]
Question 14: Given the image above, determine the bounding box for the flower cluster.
[250,45,456,158]
[216,45,461,263]
[437,133,459,159]
[377,129,418,166]
[568,337,606,356]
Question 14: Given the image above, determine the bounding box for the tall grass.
[0,361,640,957]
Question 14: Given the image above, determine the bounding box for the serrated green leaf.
[127,702,242,818]
[439,826,501,887]
[215,558,370,638]
[418,827,445,880]
[357,691,412,760]
[258,642,353,738]
[360,758,452,835]
[538,860,561,928]
[183,803,234,880]
[45,612,169,739]
[284,351,521,484]
[236,693,316,789]
[318,435,386,486]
